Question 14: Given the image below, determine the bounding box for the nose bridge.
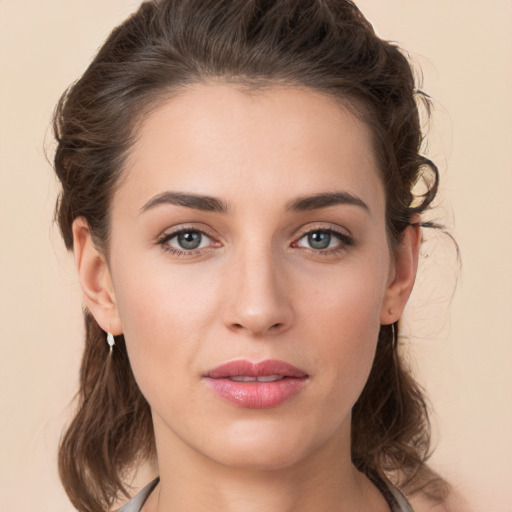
[223,240,293,336]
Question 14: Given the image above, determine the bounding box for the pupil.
[178,231,201,249]
[308,231,330,249]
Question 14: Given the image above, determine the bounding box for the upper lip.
[206,359,308,379]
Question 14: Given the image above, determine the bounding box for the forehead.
[120,83,384,214]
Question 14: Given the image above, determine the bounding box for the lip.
[204,359,309,409]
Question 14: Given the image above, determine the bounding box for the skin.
[73,84,423,512]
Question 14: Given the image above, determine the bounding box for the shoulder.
[408,489,474,512]
[409,497,452,512]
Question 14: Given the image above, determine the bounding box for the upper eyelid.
[294,222,352,239]
[157,227,217,256]
[157,224,215,241]
[161,229,212,243]
[296,229,351,244]
[155,223,352,245]
[292,224,354,251]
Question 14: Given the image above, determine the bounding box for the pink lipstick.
[204,359,308,408]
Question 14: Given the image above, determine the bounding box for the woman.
[53,0,458,511]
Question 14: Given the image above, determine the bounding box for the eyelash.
[156,225,354,258]
[157,226,216,257]
[293,227,354,256]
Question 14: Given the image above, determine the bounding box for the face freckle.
[107,83,394,471]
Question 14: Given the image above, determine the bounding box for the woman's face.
[101,84,409,470]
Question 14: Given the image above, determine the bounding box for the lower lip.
[204,377,308,408]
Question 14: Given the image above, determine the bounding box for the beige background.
[1,1,511,510]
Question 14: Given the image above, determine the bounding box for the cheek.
[308,279,382,365]
[298,257,388,402]
[109,257,222,397]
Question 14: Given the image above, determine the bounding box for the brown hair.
[54,1,448,510]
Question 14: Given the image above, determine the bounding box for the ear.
[380,217,421,325]
[72,217,123,335]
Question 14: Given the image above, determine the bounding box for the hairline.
[102,78,391,257]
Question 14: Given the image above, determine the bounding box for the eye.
[173,230,207,250]
[158,228,214,254]
[304,231,334,250]
[295,228,352,252]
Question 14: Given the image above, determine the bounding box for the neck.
[144,417,389,512]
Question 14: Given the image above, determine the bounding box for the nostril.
[229,321,284,334]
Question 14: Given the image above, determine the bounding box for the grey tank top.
[117,476,415,512]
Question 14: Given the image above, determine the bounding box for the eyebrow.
[285,191,369,213]
[140,191,229,214]
[140,190,369,215]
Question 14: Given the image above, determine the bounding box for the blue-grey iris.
[308,232,331,249]
[178,231,202,249]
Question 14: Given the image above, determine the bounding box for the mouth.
[204,359,309,409]
[228,375,285,382]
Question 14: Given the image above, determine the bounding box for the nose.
[222,247,294,337]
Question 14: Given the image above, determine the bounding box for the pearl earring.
[107,332,115,353]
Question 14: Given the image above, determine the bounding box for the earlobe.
[72,218,123,335]
[380,218,421,325]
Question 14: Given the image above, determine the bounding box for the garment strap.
[116,478,160,512]
[367,472,415,512]
[117,474,413,512]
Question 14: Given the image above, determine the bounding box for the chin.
[211,443,311,472]
[201,417,340,472]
